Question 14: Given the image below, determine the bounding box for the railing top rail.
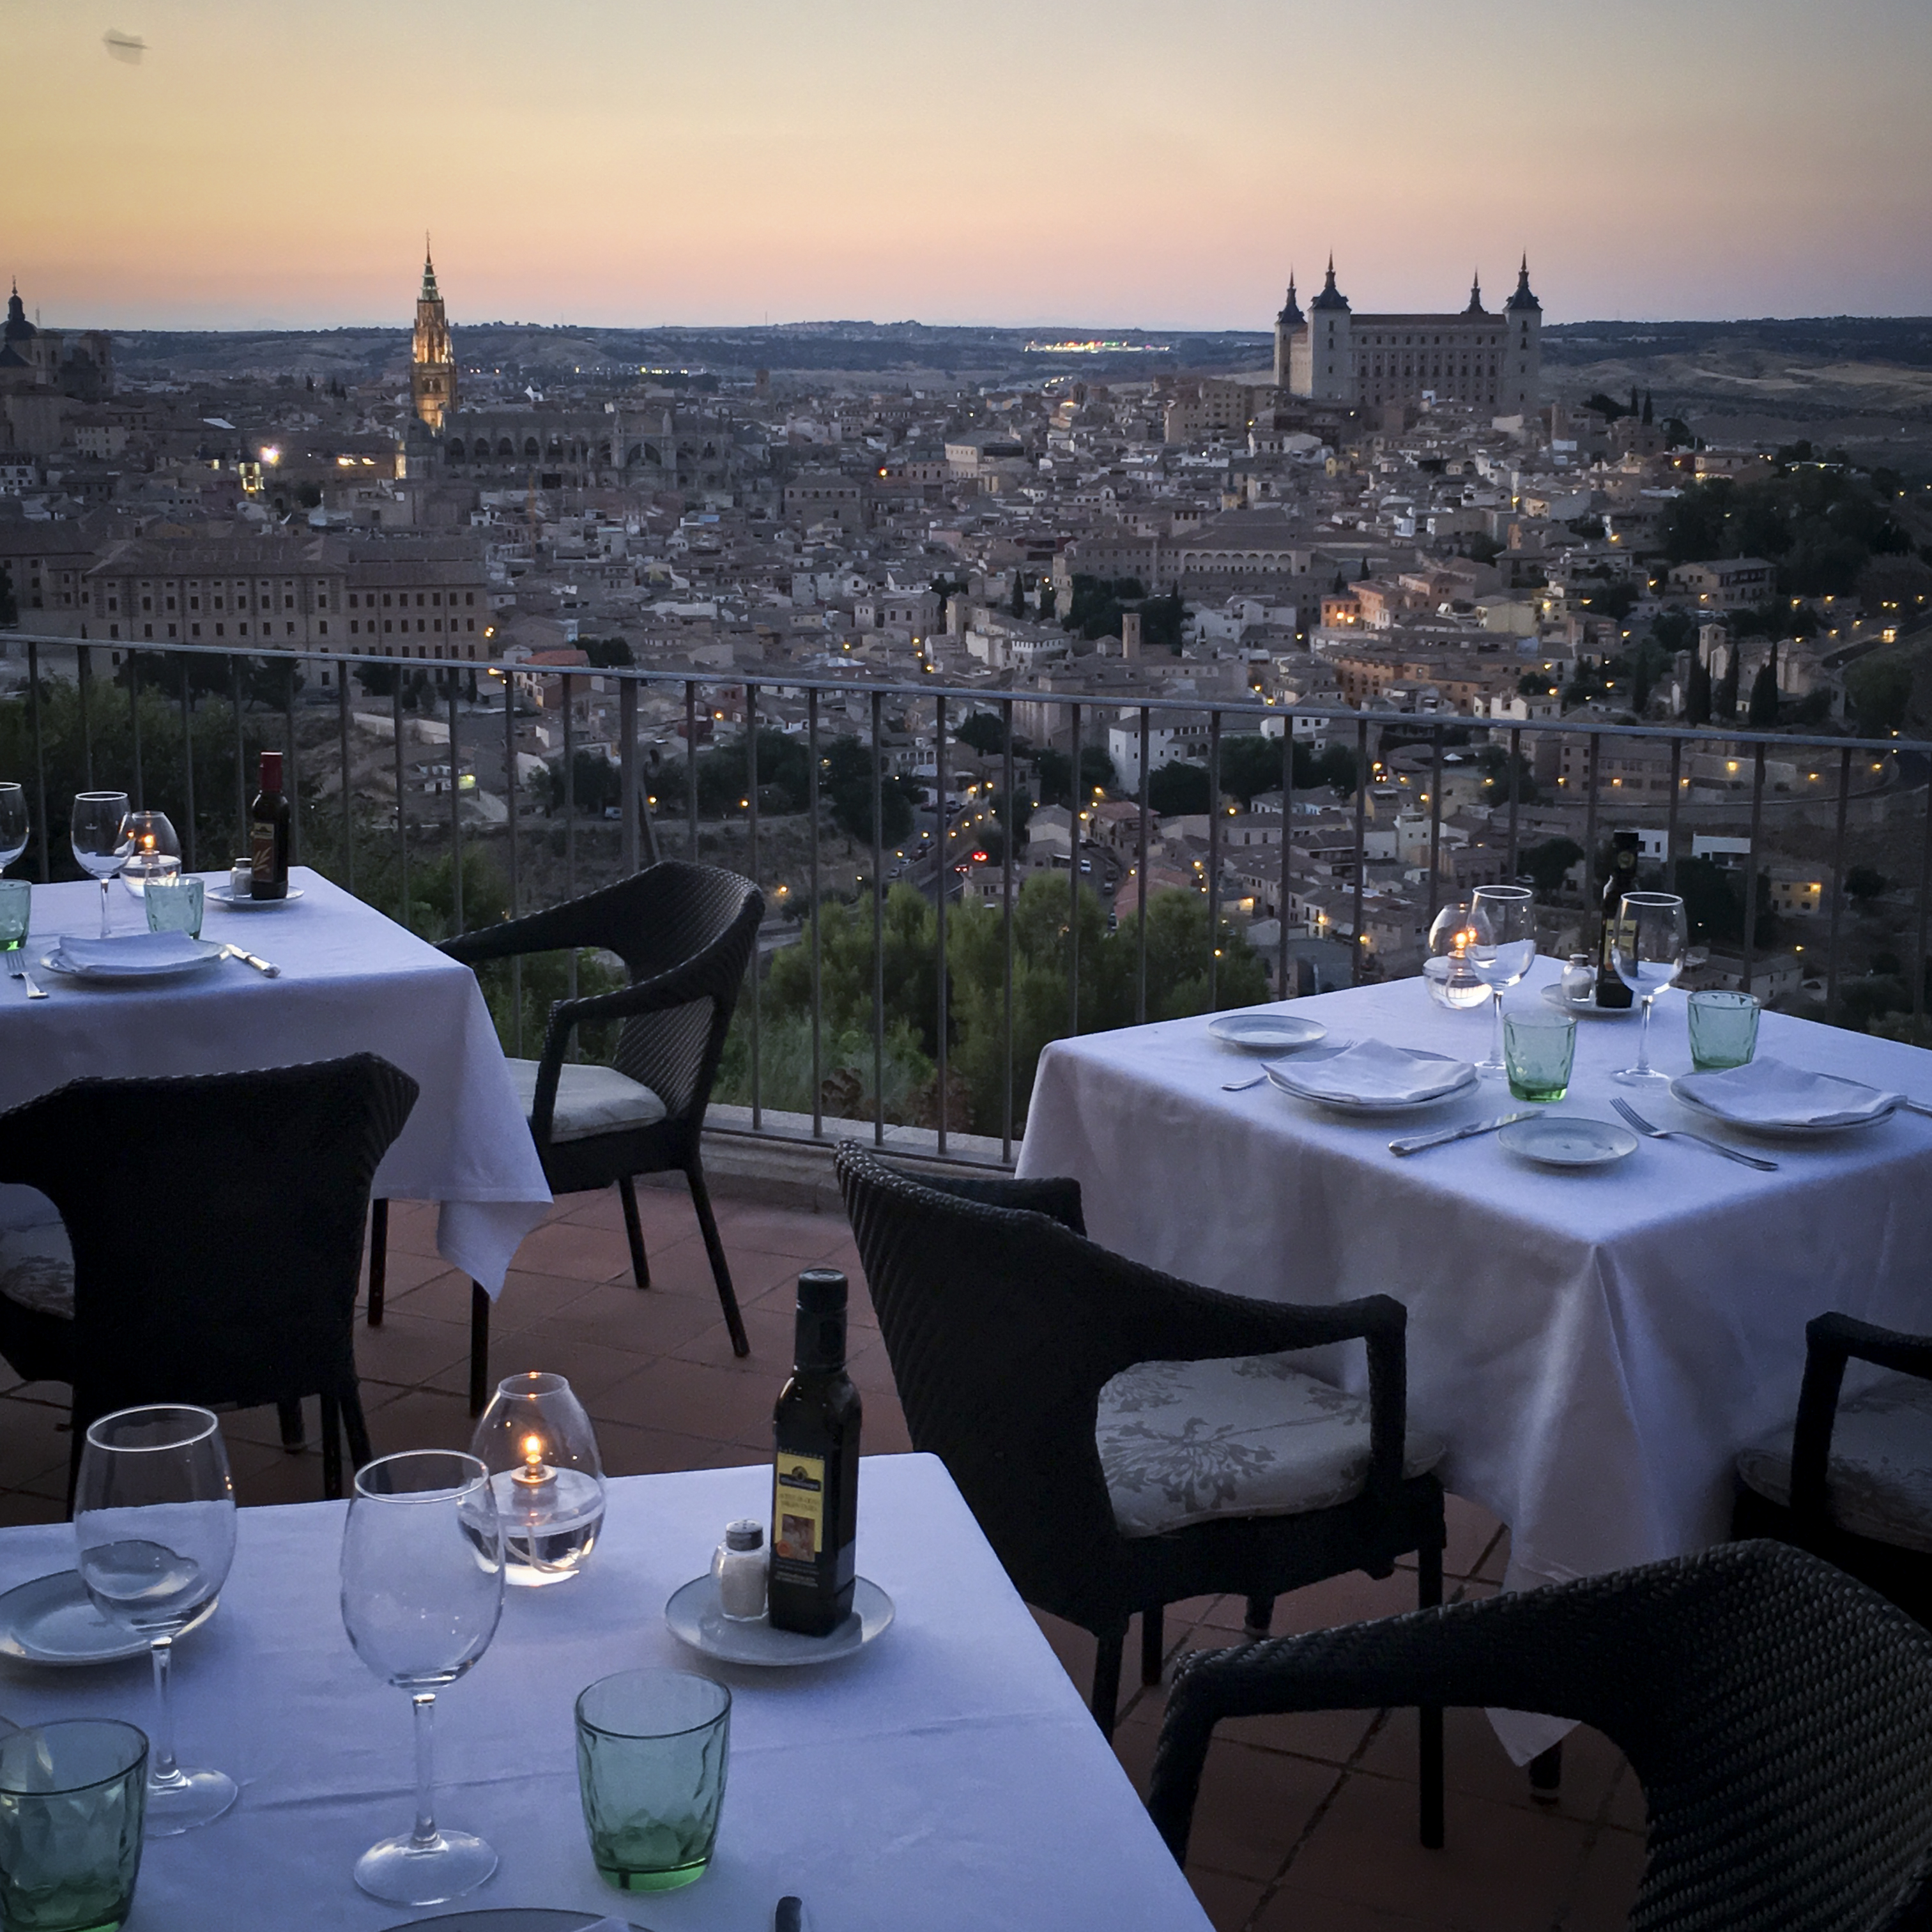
[4,631,1928,760]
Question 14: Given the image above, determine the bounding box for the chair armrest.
[869,1163,1087,1236]
[1790,1312,1932,1524]
[440,899,605,967]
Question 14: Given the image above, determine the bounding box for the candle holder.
[468,1373,606,1587]
[119,811,181,897]
[1424,901,1492,1011]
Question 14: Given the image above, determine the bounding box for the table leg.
[468,1283,490,1416]
[367,1199,388,1329]
[1529,1740,1563,1802]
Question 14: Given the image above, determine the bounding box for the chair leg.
[468,1282,491,1416]
[1529,1741,1563,1804]
[1243,1594,1275,1639]
[1417,1540,1445,1850]
[319,1392,344,1501]
[275,1398,306,1452]
[1091,1629,1125,1742]
[367,1198,388,1328]
[618,1176,651,1290]
[1141,1605,1165,1685]
[686,1163,748,1357]
[340,1382,372,1473]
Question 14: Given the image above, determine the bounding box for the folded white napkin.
[1275,1038,1471,1105]
[1676,1055,1900,1127]
[52,931,206,972]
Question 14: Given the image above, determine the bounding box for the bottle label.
[251,819,275,877]
[773,1454,825,1566]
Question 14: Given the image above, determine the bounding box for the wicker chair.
[1148,1540,1932,1932]
[366,862,763,1412]
[1733,1311,1932,1626]
[835,1142,1450,1845]
[0,1054,418,1503]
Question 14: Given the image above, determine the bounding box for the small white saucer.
[1207,1011,1327,1053]
[1541,983,1637,1020]
[1497,1116,1638,1169]
[0,1571,217,1666]
[209,887,304,908]
[664,1574,893,1667]
[384,1913,647,1931]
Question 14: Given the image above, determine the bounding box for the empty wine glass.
[73,1405,238,1836]
[1466,884,1538,1077]
[70,793,130,939]
[1611,891,1689,1084]
[341,1451,505,1906]
[0,785,27,872]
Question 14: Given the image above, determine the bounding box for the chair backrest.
[1151,1539,1932,1931]
[0,1054,418,1428]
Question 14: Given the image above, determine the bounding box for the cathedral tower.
[1272,272,1303,388]
[1305,256,1354,404]
[411,240,457,431]
[1503,254,1541,414]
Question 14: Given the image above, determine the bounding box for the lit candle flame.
[512,1429,554,1485]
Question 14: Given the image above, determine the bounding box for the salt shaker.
[712,1518,767,1621]
[229,857,254,901]
[1560,953,1595,1006]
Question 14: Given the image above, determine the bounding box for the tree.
[1846,657,1915,737]
[1137,589,1186,653]
[1519,837,1584,896]
[542,748,620,815]
[1845,866,1889,902]
[1747,649,1781,728]
[1642,389,1654,426]
[296,482,323,509]
[353,659,400,698]
[1715,650,1740,721]
[1147,760,1211,816]
[1652,609,1694,655]
[581,636,634,668]
[1036,744,1116,808]
[1009,573,1026,617]
[954,710,1009,758]
[0,564,17,628]
[1630,641,1655,716]
[1685,655,1712,726]
[823,736,915,845]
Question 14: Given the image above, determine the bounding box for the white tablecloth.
[0,1454,1209,1932]
[0,869,549,1292]
[1019,957,1932,1757]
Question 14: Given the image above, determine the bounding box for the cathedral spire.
[1506,254,1540,313]
[1310,253,1349,312]
[1465,268,1484,315]
[420,234,440,302]
[1276,268,1303,327]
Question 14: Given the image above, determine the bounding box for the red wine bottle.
[768,1269,861,1636]
[249,751,290,900]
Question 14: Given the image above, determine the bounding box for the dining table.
[1018,954,1932,1761]
[0,1452,1211,1932]
[0,867,550,1294]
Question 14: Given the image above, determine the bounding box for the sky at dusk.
[8,0,1932,334]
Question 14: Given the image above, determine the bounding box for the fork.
[8,960,47,1000]
[1610,1096,1778,1172]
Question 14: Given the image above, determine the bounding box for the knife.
[219,942,281,979]
[1390,1112,1535,1156]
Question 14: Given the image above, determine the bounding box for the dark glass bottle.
[768,1269,861,1636]
[249,751,291,900]
[1595,831,1641,1008]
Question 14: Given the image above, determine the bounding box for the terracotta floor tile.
[359,1243,457,1303]
[668,1302,805,1372]
[1197,1564,1420,1638]
[1250,1887,1441,1931]
[0,1393,70,1492]
[642,1236,803,1308]
[0,1490,67,1528]
[508,1218,643,1286]
[712,1204,852,1261]
[1186,1866,1270,1932]
[1565,1825,1647,1930]
[1360,1710,1627,1827]
[355,1386,480,1458]
[597,1355,790,1446]
[591,1419,756,1479]
[513,1293,723,1370]
[378,1200,446,1259]
[352,1310,475,1390]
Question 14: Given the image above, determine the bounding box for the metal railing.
[4,632,1929,1173]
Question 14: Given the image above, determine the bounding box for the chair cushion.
[1096,1352,1446,1539]
[506,1059,668,1143]
[1737,1375,1932,1555]
[0,1221,75,1320]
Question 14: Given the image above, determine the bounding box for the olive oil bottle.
[768,1269,861,1636]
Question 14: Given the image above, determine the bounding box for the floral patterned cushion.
[1096,1352,1446,1540]
[1736,1374,1932,1556]
[0,1221,75,1319]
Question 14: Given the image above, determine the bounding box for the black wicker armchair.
[1734,1310,1932,1625]
[836,1142,1450,1845]
[0,1054,418,1503]
[365,861,763,1411]
[1149,1539,1932,1932]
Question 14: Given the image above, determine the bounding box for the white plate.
[384,1913,648,1931]
[1540,982,1638,1020]
[664,1574,894,1667]
[1206,1011,1327,1053]
[40,935,225,983]
[209,887,304,909]
[0,1571,218,1666]
[1265,1045,1477,1117]
[1669,1079,1896,1141]
[1497,1116,1638,1169]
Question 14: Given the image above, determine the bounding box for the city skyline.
[8,0,1932,332]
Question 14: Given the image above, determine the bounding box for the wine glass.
[1611,891,1689,1085]
[73,1405,238,1836]
[0,785,27,872]
[341,1451,505,1906]
[70,792,131,939]
[1466,884,1538,1077]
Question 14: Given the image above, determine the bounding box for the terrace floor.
[0,1181,1646,1931]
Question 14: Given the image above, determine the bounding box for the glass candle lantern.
[1424,901,1492,1011]
[119,811,181,896]
[468,1372,606,1587]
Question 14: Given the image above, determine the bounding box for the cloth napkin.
[1675,1055,1900,1127]
[1274,1038,1472,1106]
[50,931,208,972]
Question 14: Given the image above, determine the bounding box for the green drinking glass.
[0,878,27,953]
[1687,989,1759,1070]
[142,873,204,939]
[1504,1009,1577,1103]
[0,1721,149,1932]
[574,1669,730,1893]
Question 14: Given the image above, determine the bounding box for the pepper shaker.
[712,1518,767,1621]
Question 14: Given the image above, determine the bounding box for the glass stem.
[410,1690,440,1850]
[1489,987,1505,1065]
[150,1636,181,1785]
[98,878,111,939]
[1636,994,1654,1074]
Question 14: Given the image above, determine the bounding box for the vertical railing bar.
[284,663,299,865]
[79,645,93,791]
[27,640,49,882]
[618,677,640,877]
[1826,746,1853,1019]
[870,690,885,1149]
[1426,726,1444,928]
[1278,717,1293,999]
[685,681,700,859]
[1741,742,1766,997]
[1666,737,1683,896]
[1000,696,1016,1163]
[130,649,144,810]
[1135,706,1150,1027]
[1583,732,1602,921]
[1914,756,1932,1022]
[506,666,522,1057]
[1506,726,1521,880]
[392,674,409,931]
[1067,702,1082,1037]
[1207,709,1222,1013]
[562,673,577,1016]
[233,654,246,854]
[746,682,761,1133]
[335,664,351,891]
[933,691,948,1157]
[179,655,196,873]
[1351,718,1368,986]
[808,688,823,1140]
[448,681,463,936]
